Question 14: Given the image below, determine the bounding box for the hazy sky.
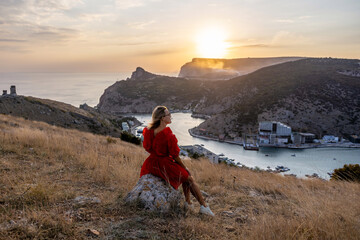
[1,0,359,73]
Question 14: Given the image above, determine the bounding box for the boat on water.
[275,165,290,172]
[243,142,259,151]
[291,154,296,157]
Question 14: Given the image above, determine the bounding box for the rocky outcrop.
[128,67,159,81]
[97,67,205,114]
[124,174,183,213]
[0,95,139,138]
[178,57,304,80]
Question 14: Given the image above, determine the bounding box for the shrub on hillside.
[331,164,360,182]
[120,131,141,145]
[189,152,205,159]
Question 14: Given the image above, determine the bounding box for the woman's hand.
[174,156,191,176]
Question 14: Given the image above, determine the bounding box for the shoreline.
[188,129,243,145]
[188,129,360,149]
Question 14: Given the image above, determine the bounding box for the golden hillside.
[0,114,359,239]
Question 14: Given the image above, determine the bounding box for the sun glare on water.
[196,28,228,58]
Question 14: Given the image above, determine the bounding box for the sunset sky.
[1,0,359,73]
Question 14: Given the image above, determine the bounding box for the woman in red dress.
[140,106,214,216]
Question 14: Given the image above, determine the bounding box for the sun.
[196,28,228,58]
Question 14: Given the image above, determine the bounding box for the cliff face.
[178,57,304,80]
[97,58,360,137]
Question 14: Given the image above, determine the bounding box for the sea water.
[1,72,359,179]
[132,113,360,180]
[0,72,130,107]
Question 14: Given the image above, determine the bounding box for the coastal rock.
[130,67,159,81]
[124,174,182,213]
[178,57,304,80]
[97,67,203,114]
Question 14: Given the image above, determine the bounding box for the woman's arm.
[173,156,191,176]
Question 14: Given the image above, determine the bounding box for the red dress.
[140,127,189,189]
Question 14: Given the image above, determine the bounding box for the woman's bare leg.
[187,176,206,207]
[182,181,191,204]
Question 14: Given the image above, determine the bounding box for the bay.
[132,113,360,180]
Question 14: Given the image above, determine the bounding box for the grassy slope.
[0,114,359,239]
[113,76,207,107]
[216,58,360,119]
[0,96,139,138]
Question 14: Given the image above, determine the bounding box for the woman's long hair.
[148,106,167,130]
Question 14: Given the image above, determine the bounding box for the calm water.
[1,72,359,179]
[132,113,360,180]
[0,72,130,107]
[0,72,178,107]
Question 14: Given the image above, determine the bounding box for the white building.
[292,132,316,144]
[122,122,130,132]
[259,121,292,145]
[322,135,339,143]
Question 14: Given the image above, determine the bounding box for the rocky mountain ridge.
[97,58,360,138]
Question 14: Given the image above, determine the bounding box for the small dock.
[242,133,259,151]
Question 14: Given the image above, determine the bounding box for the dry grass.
[0,114,359,239]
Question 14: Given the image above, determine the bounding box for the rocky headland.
[178,57,304,80]
[97,58,360,139]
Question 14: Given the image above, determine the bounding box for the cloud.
[27,0,84,11]
[116,41,158,46]
[0,0,80,46]
[0,45,30,53]
[115,0,145,9]
[274,15,313,24]
[128,20,156,29]
[298,15,312,20]
[79,13,116,22]
[228,39,271,49]
[275,19,294,23]
[114,0,162,9]
[0,39,27,42]
[241,44,270,48]
[135,48,182,56]
[30,26,79,42]
[271,31,310,46]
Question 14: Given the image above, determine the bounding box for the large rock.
[124,174,183,213]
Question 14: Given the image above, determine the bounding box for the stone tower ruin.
[10,85,16,96]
